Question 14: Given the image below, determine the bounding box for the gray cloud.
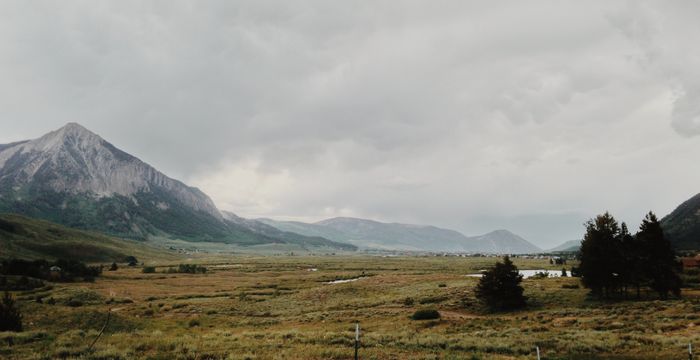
[1,1,699,248]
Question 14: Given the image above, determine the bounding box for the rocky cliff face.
[0,123,221,220]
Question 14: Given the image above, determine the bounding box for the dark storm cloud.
[1,1,699,248]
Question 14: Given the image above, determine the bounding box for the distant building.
[681,255,700,270]
[49,266,62,281]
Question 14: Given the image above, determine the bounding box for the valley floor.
[2,256,699,359]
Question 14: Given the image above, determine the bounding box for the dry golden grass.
[2,255,699,359]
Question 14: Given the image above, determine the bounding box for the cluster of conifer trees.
[577,211,681,299]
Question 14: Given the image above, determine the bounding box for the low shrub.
[164,264,207,274]
[531,271,550,279]
[411,309,441,320]
[0,291,22,332]
[142,266,156,274]
[66,299,83,307]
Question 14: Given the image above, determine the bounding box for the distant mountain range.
[259,217,542,254]
[0,123,583,255]
[0,123,354,251]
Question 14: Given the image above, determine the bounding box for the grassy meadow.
[2,255,699,359]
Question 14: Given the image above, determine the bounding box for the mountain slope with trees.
[0,124,354,250]
[661,192,700,250]
[0,213,175,262]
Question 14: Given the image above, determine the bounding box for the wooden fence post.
[354,323,360,360]
[689,342,693,360]
[536,346,541,360]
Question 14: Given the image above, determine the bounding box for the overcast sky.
[2,1,700,248]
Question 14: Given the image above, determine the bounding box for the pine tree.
[620,221,646,299]
[0,291,23,332]
[637,212,681,299]
[475,256,526,311]
[617,222,634,298]
[579,212,622,298]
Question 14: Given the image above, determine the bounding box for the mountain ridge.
[262,216,542,253]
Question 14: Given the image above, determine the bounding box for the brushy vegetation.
[0,291,22,332]
[0,275,44,291]
[0,259,101,283]
[0,255,698,359]
[411,308,441,320]
[163,264,207,274]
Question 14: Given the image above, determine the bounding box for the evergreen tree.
[579,212,622,298]
[637,212,681,299]
[0,291,22,332]
[617,222,635,298]
[475,256,526,311]
[620,222,646,298]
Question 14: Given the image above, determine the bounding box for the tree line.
[577,211,681,299]
[0,258,102,283]
[473,211,682,312]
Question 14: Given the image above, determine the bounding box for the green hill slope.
[661,193,700,250]
[0,213,176,262]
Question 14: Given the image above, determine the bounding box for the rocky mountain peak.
[25,122,104,153]
[0,123,222,220]
[58,122,93,136]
